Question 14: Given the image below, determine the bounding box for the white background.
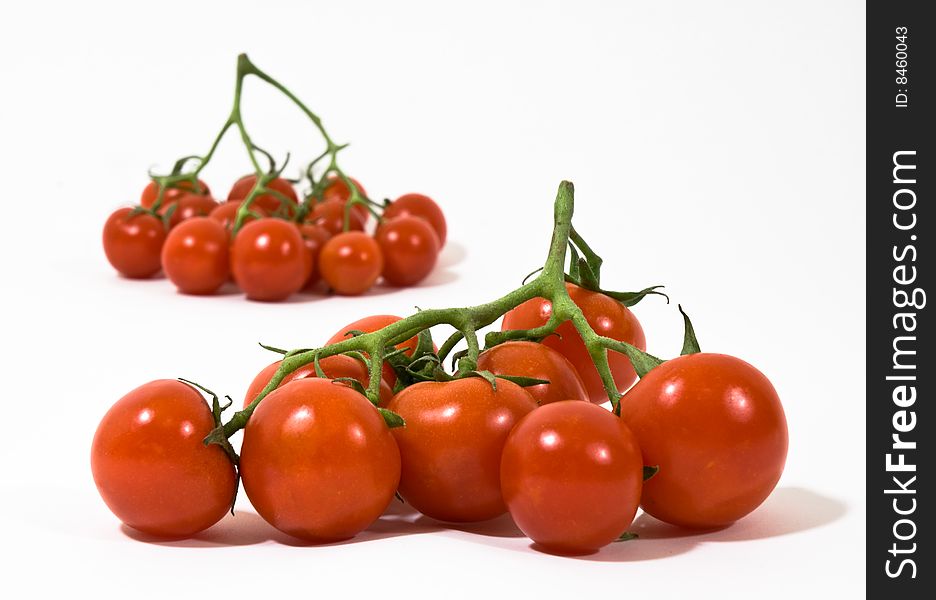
[0,1,865,598]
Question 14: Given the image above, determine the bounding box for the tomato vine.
[205,180,664,448]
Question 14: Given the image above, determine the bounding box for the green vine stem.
[145,53,369,233]
[204,180,661,449]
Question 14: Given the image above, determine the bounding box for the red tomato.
[208,201,268,232]
[326,315,428,388]
[476,341,588,405]
[227,174,298,215]
[102,207,167,279]
[243,354,393,409]
[140,179,210,208]
[384,193,447,246]
[321,175,370,222]
[500,401,643,554]
[160,193,220,228]
[318,231,383,296]
[376,215,440,287]
[618,353,788,528]
[386,378,537,522]
[298,224,332,288]
[308,199,366,236]
[240,378,401,542]
[90,380,237,538]
[322,175,367,203]
[230,218,309,301]
[501,283,646,402]
[161,217,230,295]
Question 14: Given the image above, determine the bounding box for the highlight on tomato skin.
[90,380,238,538]
[501,283,646,402]
[500,401,644,555]
[386,377,538,523]
[618,352,789,529]
[476,341,589,405]
[102,207,167,279]
[239,378,401,543]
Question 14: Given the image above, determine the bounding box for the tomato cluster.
[92,295,787,555]
[102,175,447,301]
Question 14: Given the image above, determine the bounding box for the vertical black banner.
[868,0,932,596]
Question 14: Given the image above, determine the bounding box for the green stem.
[209,179,653,443]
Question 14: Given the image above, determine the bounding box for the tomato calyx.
[616,532,639,542]
[566,226,669,308]
[643,465,660,481]
[178,378,241,515]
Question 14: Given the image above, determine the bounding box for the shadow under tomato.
[416,512,525,539]
[120,510,284,547]
[565,486,847,563]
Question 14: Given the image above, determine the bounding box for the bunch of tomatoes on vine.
[92,162,789,554]
[102,54,446,301]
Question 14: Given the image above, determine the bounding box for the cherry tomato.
[321,175,370,222]
[318,231,383,296]
[326,315,429,388]
[618,353,788,529]
[501,283,646,402]
[476,341,588,405]
[240,378,401,542]
[227,174,298,215]
[160,193,220,228]
[298,224,332,288]
[386,377,537,522]
[500,401,643,554]
[308,199,366,236]
[102,207,167,279]
[243,354,393,409]
[140,179,210,209]
[208,201,268,232]
[161,217,230,295]
[384,193,447,246]
[376,215,440,287]
[90,380,237,538]
[230,218,309,301]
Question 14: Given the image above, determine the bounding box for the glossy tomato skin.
[376,215,440,287]
[321,176,370,222]
[102,207,167,279]
[90,380,237,538]
[161,193,220,228]
[618,353,788,529]
[502,283,646,402]
[387,378,537,522]
[298,224,332,288]
[326,315,432,388]
[140,179,210,208]
[208,201,268,232]
[243,354,393,409]
[227,174,298,215]
[501,401,643,554]
[240,378,401,542]
[161,217,230,295]
[231,218,309,301]
[476,341,588,405]
[308,199,366,236]
[384,193,446,247]
[318,231,383,296]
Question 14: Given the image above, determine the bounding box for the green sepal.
[595,285,668,308]
[643,465,660,481]
[494,375,550,388]
[614,341,665,379]
[258,342,288,355]
[678,305,701,355]
[615,532,639,542]
[332,377,367,396]
[463,369,498,390]
[378,408,405,428]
